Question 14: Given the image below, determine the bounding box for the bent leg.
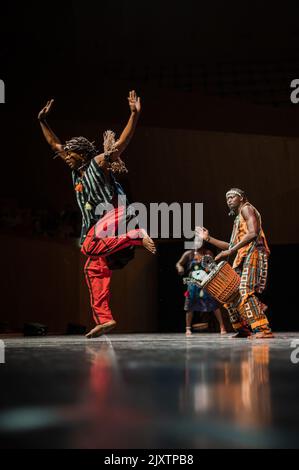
[82,228,143,257]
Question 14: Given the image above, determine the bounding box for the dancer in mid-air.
[197,188,273,339]
[38,91,156,338]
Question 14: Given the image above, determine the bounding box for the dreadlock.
[62,136,97,161]
[103,130,128,175]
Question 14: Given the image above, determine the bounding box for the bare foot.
[86,320,116,339]
[141,230,157,255]
[186,328,192,337]
[248,331,274,340]
[220,329,227,335]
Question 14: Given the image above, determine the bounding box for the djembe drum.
[200,261,240,304]
[184,256,240,305]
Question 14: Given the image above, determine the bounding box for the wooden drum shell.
[201,262,240,304]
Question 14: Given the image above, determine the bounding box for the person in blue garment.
[176,244,227,336]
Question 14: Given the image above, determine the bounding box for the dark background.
[1,0,299,333]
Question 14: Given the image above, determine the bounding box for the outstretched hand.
[128,90,141,114]
[195,226,210,242]
[38,99,54,121]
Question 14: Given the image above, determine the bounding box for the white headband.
[226,190,243,198]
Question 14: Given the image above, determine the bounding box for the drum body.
[200,262,240,304]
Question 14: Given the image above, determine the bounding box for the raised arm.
[176,251,192,275]
[95,91,141,166]
[38,99,67,160]
[115,90,141,156]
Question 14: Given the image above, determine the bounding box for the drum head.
[191,270,203,281]
[191,269,209,283]
[200,261,227,288]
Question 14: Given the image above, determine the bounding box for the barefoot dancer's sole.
[140,230,157,255]
[86,321,117,339]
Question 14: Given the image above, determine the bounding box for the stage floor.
[0,333,299,449]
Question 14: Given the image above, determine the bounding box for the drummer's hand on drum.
[215,250,232,262]
[195,226,210,241]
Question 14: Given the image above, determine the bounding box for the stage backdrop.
[25,121,297,245]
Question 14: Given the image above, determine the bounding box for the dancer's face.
[65,151,86,170]
[226,193,242,211]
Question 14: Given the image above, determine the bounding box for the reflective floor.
[0,333,299,449]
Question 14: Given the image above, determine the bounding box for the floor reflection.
[1,334,299,448]
[180,344,271,429]
[87,339,120,399]
[74,339,151,448]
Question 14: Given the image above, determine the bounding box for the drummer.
[176,242,227,337]
[196,188,273,339]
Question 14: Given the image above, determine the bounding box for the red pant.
[82,206,143,325]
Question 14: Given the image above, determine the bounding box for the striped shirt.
[72,158,132,244]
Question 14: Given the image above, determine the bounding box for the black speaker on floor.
[23,323,48,337]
